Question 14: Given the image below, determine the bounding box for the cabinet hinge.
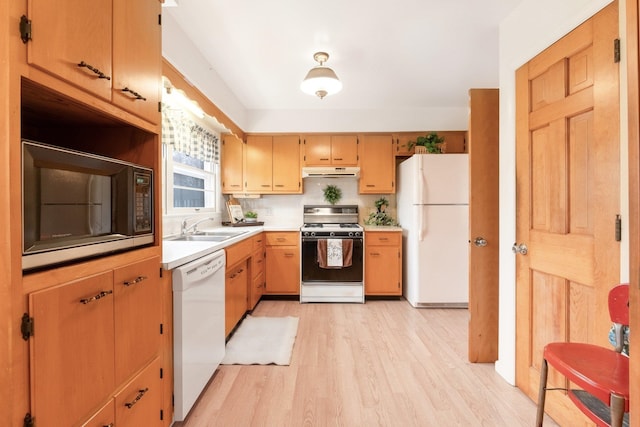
[160,367,164,379]
[158,101,162,113]
[158,14,162,26]
[615,214,622,241]
[159,267,163,278]
[23,413,34,427]
[160,323,164,335]
[21,313,34,340]
[614,38,621,63]
[160,409,164,421]
[19,15,32,44]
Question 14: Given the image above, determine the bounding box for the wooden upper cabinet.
[359,134,395,194]
[303,135,358,166]
[112,0,161,124]
[27,0,113,100]
[272,135,301,192]
[222,134,244,193]
[242,135,301,194]
[244,135,273,192]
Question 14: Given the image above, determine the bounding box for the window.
[161,101,221,215]
[163,145,219,213]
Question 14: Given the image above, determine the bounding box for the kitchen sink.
[166,229,250,242]
[168,235,231,242]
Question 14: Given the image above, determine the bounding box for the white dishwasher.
[172,249,226,422]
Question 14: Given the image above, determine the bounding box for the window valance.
[162,105,220,163]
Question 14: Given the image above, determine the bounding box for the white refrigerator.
[397,154,469,307]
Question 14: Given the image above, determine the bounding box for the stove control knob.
[310,231,316,237]
[330,231,335,237]
[348,231,354,237]
[355,231,361,237]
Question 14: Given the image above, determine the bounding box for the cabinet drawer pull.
[124,387,149,409]
[77,61,111,80]
[379,237,389,241]
[230,273,237,279]
[80,290,113,305]
[366,184,375,187]
[121,87,147,101]
[274,184,284,187]
[370,252,381,256]
[319,158,329,161]
[333,158,343,161]
[261,184,270,187]
[276,237,286,242]
[123,276,147,286]
[103,424,114,427]
[284,253,295,257]
[237,268,244,273]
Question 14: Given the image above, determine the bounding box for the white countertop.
[162,225,301,270]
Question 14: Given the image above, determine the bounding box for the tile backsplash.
[163,177,397,236]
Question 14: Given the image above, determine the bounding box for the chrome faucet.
[181,217,214,235]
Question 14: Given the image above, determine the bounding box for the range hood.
[302,166,360,178]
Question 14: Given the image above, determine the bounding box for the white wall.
[496,0,622,384]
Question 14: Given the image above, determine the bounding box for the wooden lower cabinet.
[264,232,300,295]
[225,261,248,336]
[30,271,116,426]
[249,233,265,309]
[365,231,402,296]
[114,357,163,427]
[27,256,162,426]
[83,357,163,427]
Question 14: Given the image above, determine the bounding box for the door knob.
[473,237,488,247]
[512,243,528,255]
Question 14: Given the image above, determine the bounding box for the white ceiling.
[164,0,523,116]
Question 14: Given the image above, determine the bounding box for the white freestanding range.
[397,154,469,307]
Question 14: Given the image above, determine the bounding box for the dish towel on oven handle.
[317,239,353,269]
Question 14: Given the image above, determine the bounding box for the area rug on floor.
[222,315,299,365]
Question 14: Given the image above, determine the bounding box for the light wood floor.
[180,299,559,426]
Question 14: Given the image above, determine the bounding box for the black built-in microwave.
[22,140,154,270]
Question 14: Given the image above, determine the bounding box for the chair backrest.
[609,283,630,326]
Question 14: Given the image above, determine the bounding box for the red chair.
[535,283,630,426]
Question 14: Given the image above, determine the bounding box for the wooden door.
[221,134,244,193]
[358,135,395,194]
[112,0,161,123]
[28,0,112,100]
[625,0,640,424]
[272,135,301,192]
[29,271,115,426]
[244,135,273,192]
[467,89,499,363]
[331,135,359,165]
[303,135,331,166]
[114,257,161,385]
[515,3,620,424]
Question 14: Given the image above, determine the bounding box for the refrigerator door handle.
[418,207,426,241]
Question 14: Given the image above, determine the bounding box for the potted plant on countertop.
[408,132,446,154]
[244,211,258,223]
[323,184,342,205]
[365,197,398,226]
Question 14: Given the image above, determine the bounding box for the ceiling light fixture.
[300,52,343,99]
